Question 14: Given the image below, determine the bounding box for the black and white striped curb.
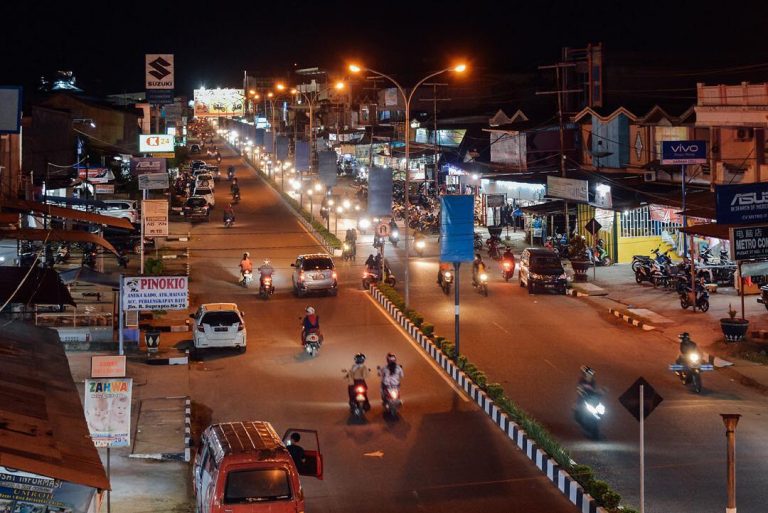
[369,285,606,513]
[608,308,655,331]
[184,397,192,462]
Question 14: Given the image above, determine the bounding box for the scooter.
[304,331,322,357]
[232,191,241,204]
[574,388,606,439]
[54,243,70,264]
[342,372,370,419]
[362,266,396,289]
[670,350,713,393]
[259,275,274,299]
[501,259,514,281]
[679,282,710,312]
[439,269,453,295]
[473,272,489,296]
[342,242,356,262]
[381,384,402,419]
[415,238,426,257]
[388,229,399,248]
[224,216,234,228]
[240,270,253,288]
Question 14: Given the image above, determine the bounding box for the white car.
[194,186,215,207]
[190,303,246,352]
[195,173,214,191]
[97,200,139,224]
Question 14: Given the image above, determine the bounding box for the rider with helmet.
[301,306,321,345]
[378,353,404,401]
[577,365,597,395]
[239,252,253,285]
[676,332,699,366]
[346,353,371,410]
[223,203,235,223]
[257,258,275,290]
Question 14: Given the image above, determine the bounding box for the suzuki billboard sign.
[145,54,174,90]
[139,134,175,153]
[716,183,768,224]
[661,140,707,165]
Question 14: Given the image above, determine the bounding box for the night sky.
[3,0,768,97]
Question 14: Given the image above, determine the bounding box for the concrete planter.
[720,318,749,342]
[570,259,592,282]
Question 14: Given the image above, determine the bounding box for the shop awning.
[680,223,730,240]
[0,229,119,255]
[59,267,121,288]
[0,266,75,306]
[4,198,133,230]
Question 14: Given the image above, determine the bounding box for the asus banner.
[715,183,768,224]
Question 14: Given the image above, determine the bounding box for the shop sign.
[84,378,133,447]
[122,276,188,310]
[130,157,167,176]
[138,172,169,190]
[716,182,768,224]
[547,176,588,203]
[142,199,168,236]
[91,355,126,378]
[139,134,174,153]
[94,184,115,194]
[485,194,505,208]
[729,225,768,261]
[0,467,95,513]
[77,167,114,184]
[661,140,707,165]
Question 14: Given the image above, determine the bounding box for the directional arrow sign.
[619,377,663,422]
[363,450,384,458]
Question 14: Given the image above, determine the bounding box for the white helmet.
[263,258,271,265]
[305,306,315,315]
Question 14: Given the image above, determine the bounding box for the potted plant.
[721,303,749,342]
[568,236,592,282]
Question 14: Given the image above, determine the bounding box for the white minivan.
[191,303,246,352]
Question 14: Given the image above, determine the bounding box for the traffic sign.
[376,223,390,237]
[585,218,602,235]
[619,377,663,422]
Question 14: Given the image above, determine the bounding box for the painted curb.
[369,285,606,513]
[608,308,655,331]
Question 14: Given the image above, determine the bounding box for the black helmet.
[354,353,366,364]
[386,353,397,363]
[580,365,595,376]
[679,332,691,341]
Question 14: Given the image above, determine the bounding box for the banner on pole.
[368,166,393,217]
[254,128,265,147]
[276,136,290,161]
[440,195,475,263]
[84,377,133,447]
[318,151,338,187]
[264,131,274,153]
[295,140,310,170]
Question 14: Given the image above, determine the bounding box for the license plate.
[544,283,556,288]
[314,274,324,280]
[214,327,228,332]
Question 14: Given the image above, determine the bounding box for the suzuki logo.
[731,192,768,206]
[670,144,699,153]
[148,56,171,80]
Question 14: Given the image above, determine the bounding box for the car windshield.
[201,311,240,326]
[196,188,212,195]
[187,198,207,207]
[302,258,333,270]
[224,469,291,504]
[532,256,561,267]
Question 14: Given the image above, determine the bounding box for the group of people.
[344,352,404,408]
[436,247,515,287]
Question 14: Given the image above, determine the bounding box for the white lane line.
[363,291,469,401]
[543,359,560,373]
[492,321,512,335]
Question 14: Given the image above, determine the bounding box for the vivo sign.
[139,134,174,153]
[661,140,707,164]
[716,183,768,224]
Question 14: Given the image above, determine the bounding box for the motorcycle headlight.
[480,273,488,281]
[585,402,598,415]
[444,272,452,279]
[688,352,700,363]
[416,240,426,249]
[596,403,606,415]
[391,230,399,238]
[343,243,350,250]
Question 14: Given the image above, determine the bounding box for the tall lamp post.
[349,63,467,307]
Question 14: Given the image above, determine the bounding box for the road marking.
[364,292,469,401]
[543,359,560,373]
[492,321,512,335]
[363,450,384,458]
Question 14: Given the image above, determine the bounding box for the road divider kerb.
[608,308,655,331]
[368,284,607,513]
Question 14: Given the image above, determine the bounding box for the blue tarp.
[440,195,475,262]
[368,166,393,217]
[295,141,310,170]
[318,151,337,187]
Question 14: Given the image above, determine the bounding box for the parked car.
[190,303,246,352]
[519,248,567,294]
[96,200,139,224]
[195,173,215,190]
[193,421,323,513]
[291,253,338,297]
[194,186,215,207]
[204,165,220,181]
[183,196,210,222]
[191,160,207,170]
[190,143,201,154]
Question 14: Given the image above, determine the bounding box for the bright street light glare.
[335,81,345,90]
[349,64,361,73]
[276,83,285,91]
[454,64,467,73]
[268,92,274,98]
[249,89,256,95]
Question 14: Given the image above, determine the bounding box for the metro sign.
[139,134,174,153]
[661,140,707,165]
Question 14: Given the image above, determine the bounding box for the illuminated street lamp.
[348,62,467,307]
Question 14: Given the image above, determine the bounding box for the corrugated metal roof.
[0,266,75,306]
[0,321,109,490]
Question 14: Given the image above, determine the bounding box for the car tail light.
[332,271,338,279]
[298,271,304,282]
[197,325,205,333]
[237,323,244,332]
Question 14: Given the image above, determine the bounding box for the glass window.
[224,469,292,504]
[201,311,241,326]
[302,258,333,270]
[532,255,561,267]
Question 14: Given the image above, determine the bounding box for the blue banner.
[318,151,337,187]
[264,131,274,152]
[276,136,290,161]
[295,141,310,170]
[440,195,475,262]
[368,166,393,217]
[661,140,707,164]
[254,128,265,147]
[716,182,768,224]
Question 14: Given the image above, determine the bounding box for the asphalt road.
[183,144,577,513]
[358,220,768,513]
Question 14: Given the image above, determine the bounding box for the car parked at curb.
[194,186,215,207]
[519,248,567,294]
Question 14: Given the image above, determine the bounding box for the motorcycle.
[232,191,241,204]
[670,350,713,393]
[343,372,369,419]
[54,243,70,264]
[362,266,396,289]
[473,271,489,296]
[632,247,668,273]
[415,238,426,257]
[592,244,611,266]
[439,268,453,295]
[342,242,356,261]
[240,270,253,288]
[679,281,710,312]
[501,259,514,281]
[259,275,275,299]
[388,229,399,247]
[634,261,655,284]
[304,330,322,357]
[473,233,484,251]
[227,166,235,180]
[82,248,97,269]
[574,388,606,439]
[224,216,234,228]
[382,384,402,418]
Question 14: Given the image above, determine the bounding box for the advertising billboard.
[0,467,96,513]
[145,54,174,90]
[139,134,175,153]
[730,225,768,261]
[193,88,244,118]
[84,378,133,448]
[547,176,589,203]
[130,157,167,176]
[122,276,189,310]
[142,199,168,236]
[716,182,768,224]
[661,140,707,165]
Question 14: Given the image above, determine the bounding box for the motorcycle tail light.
[389,389,399,399]
[197,325,205,333]
[355,386,365,394]
[503,262,511,269]
[355,394,366,401]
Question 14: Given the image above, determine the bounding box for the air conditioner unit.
[735,128,754,141]
[643,171,656,182]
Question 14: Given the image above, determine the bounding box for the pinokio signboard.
[661,140,707,165]
[716,183,768,224]
[122,276,188,310]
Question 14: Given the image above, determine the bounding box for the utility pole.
[721,414,741,513]
[536,62,581,238]
[420,82,450,197]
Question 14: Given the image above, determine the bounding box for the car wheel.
[328,288,338,297]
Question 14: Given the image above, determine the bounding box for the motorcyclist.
[345,353,371,411]
[239,252,253,285]
[501,247,515,271]
[389,218,398,237]
[257,258,274,290]
[344,228,357,257]
[577,365,597,396]
[437,261,452,286]
[227,165,236,180]
[223,203,235,223]
[231,178,240,198]
[676,332,699,366]
[378,353,404,401]
[301,306,321,346]
[472,253,486,286]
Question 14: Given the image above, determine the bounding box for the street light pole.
[350,64,466,308]
[721,414,741,513]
